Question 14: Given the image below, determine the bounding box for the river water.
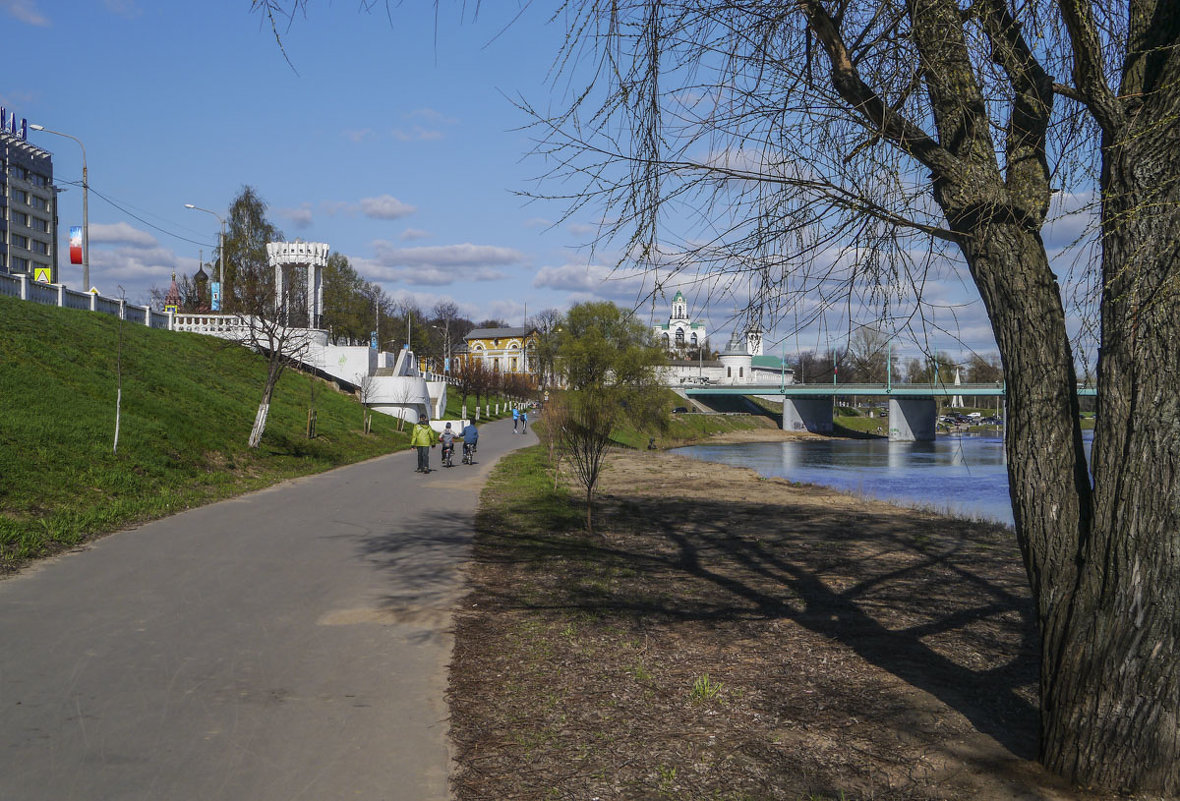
[675,433,1093,526]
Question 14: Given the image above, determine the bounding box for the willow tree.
[522,2,1178,793]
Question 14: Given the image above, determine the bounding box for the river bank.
[449,443,1127,800]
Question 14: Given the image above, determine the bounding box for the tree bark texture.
[905,0,1180,792]
[1037,65,1180,792]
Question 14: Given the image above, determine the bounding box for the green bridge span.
[682,382,1096,440]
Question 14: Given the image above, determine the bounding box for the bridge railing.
[686,380,1096,397]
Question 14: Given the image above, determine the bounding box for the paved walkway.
[0,419,535,801]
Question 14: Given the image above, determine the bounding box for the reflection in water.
[677,435,1021,524]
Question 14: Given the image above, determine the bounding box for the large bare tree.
[520,2,1178,792]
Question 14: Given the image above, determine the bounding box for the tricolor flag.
[69,227,83,265]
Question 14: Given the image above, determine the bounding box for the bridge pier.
[782,397,834,435]
[888,397,937,442]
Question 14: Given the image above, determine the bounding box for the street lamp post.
[184,204,225,311]
[431,323,451,375]
[29,124,87,290]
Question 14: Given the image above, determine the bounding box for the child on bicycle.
[438,422,456,467]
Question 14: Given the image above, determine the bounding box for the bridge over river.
[684,382,1097,442]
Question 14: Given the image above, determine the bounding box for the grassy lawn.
[607,388,777,449]
[0,297,406,569]
[441,390,518,423]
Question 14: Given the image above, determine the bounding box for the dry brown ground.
[448,437,1130,801]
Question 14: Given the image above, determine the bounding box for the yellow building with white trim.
[461,326,539,374]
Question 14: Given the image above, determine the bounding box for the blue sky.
[3,3,617,322]
[3,0,1098,367]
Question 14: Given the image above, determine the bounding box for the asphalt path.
[0,417,536,801]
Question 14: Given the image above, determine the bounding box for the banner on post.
[69,227,82,265]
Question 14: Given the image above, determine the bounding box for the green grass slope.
[0,296,407,568]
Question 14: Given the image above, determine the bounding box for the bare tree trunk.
[249,401,270,449]
[945,68,1180,792]
[249,368,280,449]
[1035,106,1180,793]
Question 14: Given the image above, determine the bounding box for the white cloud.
[343,128,375,143]
[532,262,616,293]
[522,217,552,230]
[392,126,444,142]
[103,0,139,18]
[399,228,431,241]
[369,264,507,287]
[85,244,178,300]
[373,241,524,268]
[566,222,597,237]
[1,0,49,26]
[406,108,457,125]
[363,241,524,287]
[280,203,314,229]
[532,262,657,309]
[360,195,417,220]
[88,222,157,248]
[390,108,457,141]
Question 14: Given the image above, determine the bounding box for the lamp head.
[29,123,44,131]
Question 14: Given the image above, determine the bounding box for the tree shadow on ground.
[470,483,1040,761]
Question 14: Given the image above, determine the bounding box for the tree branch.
[977,0,1054,221]
[1057,0,1125,133]
[795,0,962,181]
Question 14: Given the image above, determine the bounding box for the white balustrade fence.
[0,272,171,328]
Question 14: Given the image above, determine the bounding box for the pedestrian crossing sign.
[34,267,51,283]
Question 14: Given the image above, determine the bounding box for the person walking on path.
[512,405,520,433]
[411,414,435,473]
[520,408,529,434]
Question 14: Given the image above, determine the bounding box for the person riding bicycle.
[438,422,456,467]
[461,420,479,463]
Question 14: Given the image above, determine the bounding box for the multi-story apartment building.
[1,113,58,282]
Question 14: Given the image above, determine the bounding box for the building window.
[690,332,698,346]
[727,366,732,378]
[511,358,518,371]
[675,328,685,345]
[739,367,744,378]
[11,234,28,249]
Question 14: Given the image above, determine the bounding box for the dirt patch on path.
[449,446,1124,800]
